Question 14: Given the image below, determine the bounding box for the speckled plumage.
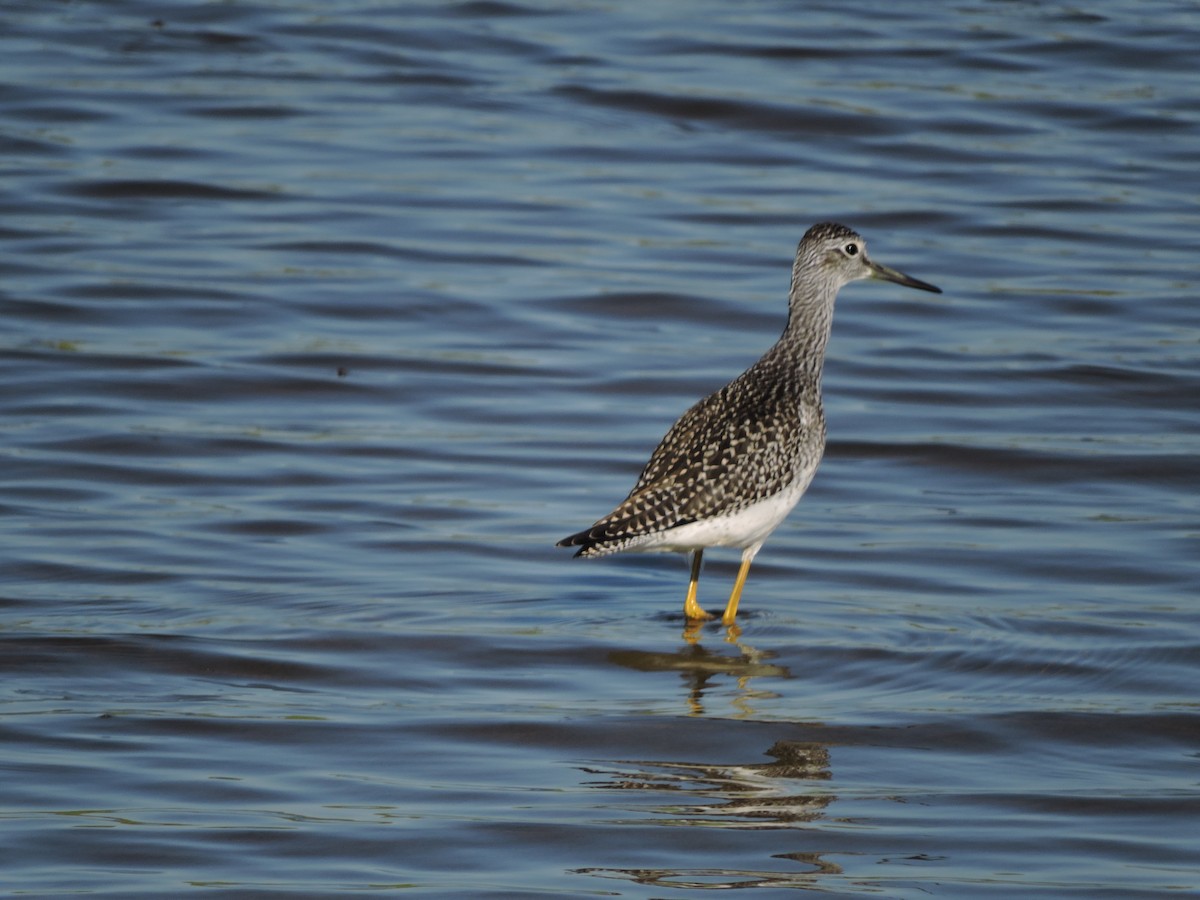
[560,332,825,557]
[557,222,940,624]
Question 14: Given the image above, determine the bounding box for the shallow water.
[2,1,1198,897]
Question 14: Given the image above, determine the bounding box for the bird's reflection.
[608,625,789,716]
[575,860,842,891]
[577,739,838,889]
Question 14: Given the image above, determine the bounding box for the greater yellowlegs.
[557,222,941,625]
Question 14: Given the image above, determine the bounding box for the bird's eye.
[844,242,859,256]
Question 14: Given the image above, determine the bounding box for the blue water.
[2,1,1198,897]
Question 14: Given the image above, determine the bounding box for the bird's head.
[797,222,941,295]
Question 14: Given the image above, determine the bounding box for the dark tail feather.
[556,527,597,557]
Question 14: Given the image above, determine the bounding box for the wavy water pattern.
[2,1,1198,896]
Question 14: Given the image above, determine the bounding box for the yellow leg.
[683,550,712,621]
[722,555,754,625]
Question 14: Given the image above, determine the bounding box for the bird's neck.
[775,276,836,384]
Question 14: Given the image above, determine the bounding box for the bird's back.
[559,347,826,556]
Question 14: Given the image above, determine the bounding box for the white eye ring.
[843,242,859,256]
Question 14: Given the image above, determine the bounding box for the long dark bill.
[868,258,942,294]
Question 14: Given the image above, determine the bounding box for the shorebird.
[557,223,941,625]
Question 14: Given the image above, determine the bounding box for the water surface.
[2,1,1198,896]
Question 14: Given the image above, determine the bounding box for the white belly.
[626,474,815,555]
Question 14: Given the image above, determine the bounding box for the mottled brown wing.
[559,357,820,556]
